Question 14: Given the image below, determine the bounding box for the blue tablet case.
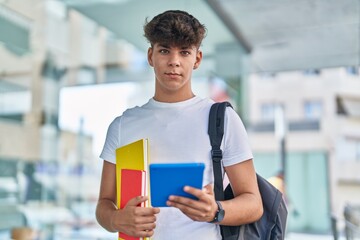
[149,163,205,207]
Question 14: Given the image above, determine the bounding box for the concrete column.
[214,42,251,125]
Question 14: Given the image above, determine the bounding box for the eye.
[180,51,191,56]
[159,49,169,54]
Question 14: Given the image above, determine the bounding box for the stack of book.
[116,138,149,240]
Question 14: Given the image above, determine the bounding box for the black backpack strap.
[208,102,234,239]
[208,102,232,200]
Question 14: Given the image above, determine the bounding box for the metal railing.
[344,204,360,240]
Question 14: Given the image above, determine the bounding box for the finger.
[131,211,158,224]
[132,222,157,238]
[128,228,155,239]
[183,186,205,199]
[137,229,155,238]
[126,196,148,207]
[149,207,161,214]
[184,186,213,202]
[167,195,196,208]
[146,207,161,216]
[167,199,210,220]
[130,206,160,220]
[167,194,209,214]
[137,222,157,231]
[168,193,210,213]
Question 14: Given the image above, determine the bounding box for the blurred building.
[247,68,360,233]
[0,1,139,238]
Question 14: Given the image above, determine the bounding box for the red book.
[119,169,146,240]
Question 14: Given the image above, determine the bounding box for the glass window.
[303,69,321,76]
[261,103,276,121]
[304,100,322,119]
[356,141,360,162]
[261,103,284,121]
[345,66,359,76]
[336,137,360,162]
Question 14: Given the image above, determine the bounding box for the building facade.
[247,68,360,233]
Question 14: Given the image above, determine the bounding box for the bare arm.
[95,160,118,232]
[95,160,160,237]
[221,159,263,225]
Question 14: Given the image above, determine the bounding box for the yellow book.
[116,138,150,240]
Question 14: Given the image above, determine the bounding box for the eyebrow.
[158,44,170,49]
[158,44,194,50]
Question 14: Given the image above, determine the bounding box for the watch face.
[209,201,225,223]
[217,208,225,222]
[214,201,225,222]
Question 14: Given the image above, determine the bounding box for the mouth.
[165,72,181,77]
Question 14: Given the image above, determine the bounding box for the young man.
[96,10,263,239]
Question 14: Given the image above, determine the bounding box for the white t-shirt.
[100,96,253,240]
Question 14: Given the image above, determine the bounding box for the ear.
[193,50,203,70]
[147,47,154,67]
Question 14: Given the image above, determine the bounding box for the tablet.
[149,163,205,207]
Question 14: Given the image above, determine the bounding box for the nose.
[168,53,180,67]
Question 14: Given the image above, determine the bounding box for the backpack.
[208,101,288,240]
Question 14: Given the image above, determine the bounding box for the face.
[147,43,202,101]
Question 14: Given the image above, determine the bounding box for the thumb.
[126,195,148,207]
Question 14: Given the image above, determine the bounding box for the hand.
[166,184,218,222]
[111,196,160,238]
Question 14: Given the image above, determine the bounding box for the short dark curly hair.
[144,10,207,49]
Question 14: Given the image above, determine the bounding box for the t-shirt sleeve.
[222,107,253,167]
[99,116,121,164]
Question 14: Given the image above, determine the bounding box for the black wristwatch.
[209,201,225,223]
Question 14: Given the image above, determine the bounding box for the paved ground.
[286,232,346,240]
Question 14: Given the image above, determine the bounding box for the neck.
[153,92,195,103]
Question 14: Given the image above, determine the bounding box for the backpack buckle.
[211,149,223,162]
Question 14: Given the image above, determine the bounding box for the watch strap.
[209,201,223,223]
